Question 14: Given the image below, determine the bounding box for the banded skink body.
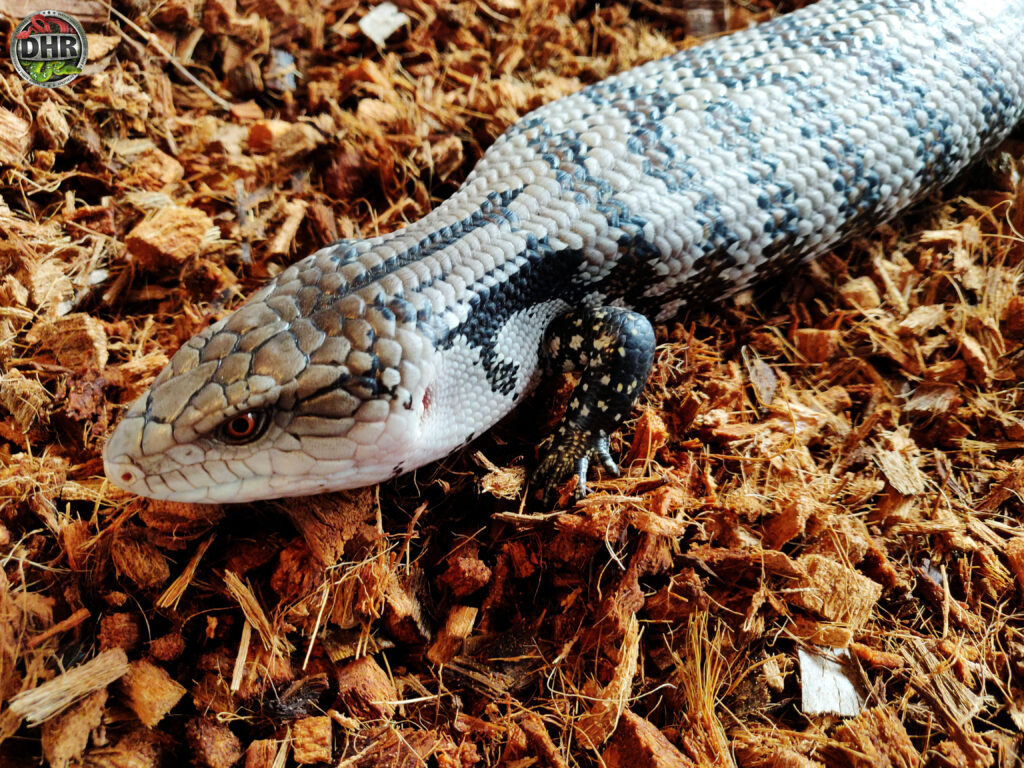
[105,0,1024,504]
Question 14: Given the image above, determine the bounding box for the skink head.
[104,246,438,503]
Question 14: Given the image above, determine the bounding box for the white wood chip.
[358,2,409,47]
[798,646,864,717]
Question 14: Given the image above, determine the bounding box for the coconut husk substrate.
[2,0,1024,766]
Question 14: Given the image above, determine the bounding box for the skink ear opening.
[422,386,433,414]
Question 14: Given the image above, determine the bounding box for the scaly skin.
[104,0,1024,504]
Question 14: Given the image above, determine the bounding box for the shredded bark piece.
[9,648,128,727]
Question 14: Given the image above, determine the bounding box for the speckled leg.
[533,306,656,505]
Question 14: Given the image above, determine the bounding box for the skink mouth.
[102,451,220,503]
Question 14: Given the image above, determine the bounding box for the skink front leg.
[532,306,656,506]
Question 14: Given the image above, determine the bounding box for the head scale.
[104,245,438,503]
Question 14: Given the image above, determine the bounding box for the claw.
[598,451,619,477]
[574,455,590,499]
[532,425,616,506]
[594,435,619,477]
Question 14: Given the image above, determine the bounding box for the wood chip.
[1006,538,1024,592]
[577,614,640,749]
[897,304,946,337]
[787,554,882,629]
[185,717,242,768]
[267,200,308,256]
[244,739,282,768]
[118,659,186,727]
[98,612,143,653]
[111,529,171,589]
[28,608,91,650]
[28,313,109,369]
[957,332,992,383]
[839,276,882,309]
[848,642,904,671]
[9,648,129,727]
[518,711,569,768]
[150,0,198,27]
[86,33,121,60]
[40,690,107,768]
[798,647,863,717]
[122,147,185,191]
[291,716,332,764]
[874,433,927,496]
[283,487,376,565]
[3,0,107,23]
[335,656,397,720]
[224,570,291,654]
[126,206,215,270]
[1004,294,1024,337]
[358,2,409,47]
[439,553,492,598]
[602,710,695,768]
[794,328,841,363]
[904,638,991,767]
[383,572,431,645]
[833,706,922,768]
[35,100,71,150]
[427,605,478,664]
[0,107,30,166]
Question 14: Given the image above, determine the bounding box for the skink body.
[105,0,1024,503]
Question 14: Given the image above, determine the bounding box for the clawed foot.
[531,424,619,506]
[531,305,655,507]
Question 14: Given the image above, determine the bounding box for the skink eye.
[217,410,268,444]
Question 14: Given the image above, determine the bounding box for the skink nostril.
[105,456,142,490]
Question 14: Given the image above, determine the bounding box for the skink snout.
[105,455,144,492]
[103,411,149,494]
